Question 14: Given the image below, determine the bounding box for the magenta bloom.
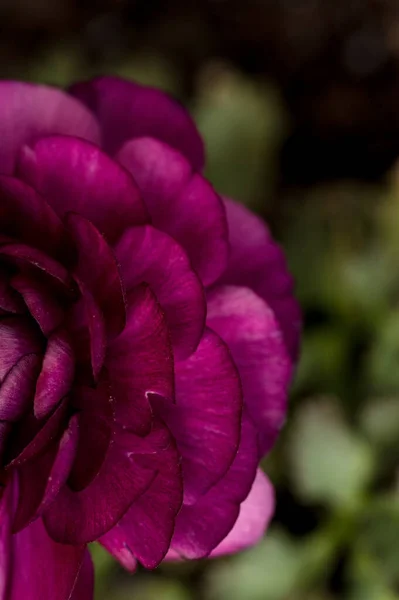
[0,77,300,599]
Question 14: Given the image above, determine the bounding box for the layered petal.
[17,136,148,243]
[5,399,68,468]
[34,329,74,419]
[12,415,79,532]
[0,269,26,315]
[210,469,274,557]
[70,76,204,169]
[0,316,42,379]
[11,273,65,335]
[117,137,228,285]
[66,212,126,338]
[0,176,69,259]
[100,420,182,569]
[153,327,242,504]
[0,354,42,421]
[207,286,292,456]
[43,424,158,544]
[106,285,174,435]
[0,478,87,600]
[170,416,259,559]
[115,225,205,359]
[0,80,99,175]
[219,198,302,360]
[67,284,107,381]
[70,551,94,600]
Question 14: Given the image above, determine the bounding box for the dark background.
[3,1,399,598]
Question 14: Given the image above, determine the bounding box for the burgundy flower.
[0,77,301,599]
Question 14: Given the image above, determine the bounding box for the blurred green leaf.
[348,544,399,600]
[292,328,350,396]
[360,397,399,447]
[355,497,399,587]
[91,543,118,599]
[206,529,304,600]
[194,64,287,208]
[109,53,181,95]
[109,579,191,600]
[365,311,399,394]
[288,398,375,508]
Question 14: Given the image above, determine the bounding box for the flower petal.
[170,416,258,559]
[0,478,87,600]
[207,285,292,456]
[100,420,182,569]
[11,273,65,335]
[34,329,74,419]
[0,316,42,379]
[17,136,148,243]
[0,80,99,175]
[68,412,111,492]
[43,426,158,544]
[66,212,126,338]
[0,243,73,291]
[70,76,204,169]
[70,550,94,600]
[0,269,26,315]
[153,327,242,504]
[67,283,107,382]
[0,176,69,259]
[117,137,228,285]
[12,415,79,532]
[115,225,205,359]
[107,285,174,435]
[0,354,42,421]
[219,198,302,360]
[210,469,274,557]
[5,399,67,468]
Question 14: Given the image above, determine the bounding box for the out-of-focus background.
[4,1,399,598]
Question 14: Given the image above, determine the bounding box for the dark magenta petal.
[11,274,65,335]
[211,469,274,557]
[153,327,242,504]
[68,412,111,492]
[34,330,74,419]
[0,316,42,379]
[13,416,79,532]
[68,283,107,381]
[0,354,41,421]
[0,478,88,600]
[0,243,72,290]
[43,426,158,544]
[66,213,126,338]
[107,285,174,435]
[219,198,302,360]
[5,400,67,468]
[0,176,69,259]
[117,137,229,286]
[70,550,94,600]
[170,416,259,559]
[207,285,292,456]
[32,415,79,518]
[0,422,12,460]
[0,477,13,598]
[0,269,27,315]
[115,225,205,359]
[70,76,204,169]
[0,80,99,175]
[100,420,182,569]
[17,136,148,243]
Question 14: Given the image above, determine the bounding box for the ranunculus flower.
[0,77,301,599]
